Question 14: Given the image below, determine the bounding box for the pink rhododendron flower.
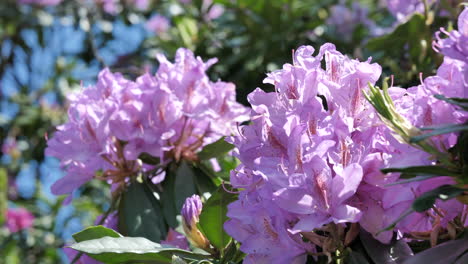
[146,14,170,35]
[225,43,386,260]
[202,0,224,21]
[64,248,102,264]
[434,8,468,64]
[225,39,468,261]
[46,48,249,200]
[161,228,190,250]
[95,211,118,230]
[6,208,35,233]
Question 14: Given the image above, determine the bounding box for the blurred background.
[0,0,464,263]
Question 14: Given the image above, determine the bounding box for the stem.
[423,0,429,19]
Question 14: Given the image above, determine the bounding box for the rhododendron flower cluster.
[46,48,249,198]
[224,38,468,262]
[225,43,385,263]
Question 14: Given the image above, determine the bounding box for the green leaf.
[384,175,437,186]
[1,241,20,264]
[367,14,428,64]
[455,252,468,264]
[72,226,121,243]
[138,152,161,165]
[198,185,237,253]
[118,181,167,242]
[174,161,198,212]
[174,17,198,49]
[70,236,209,264]
[219,240,239,264]
[411,124,468,143]
[434,94,468,111]
[412,185,466,212]
[194,162,222,187]
[197,137,234,160]
[360,229,413,264]
[381,166,460,178]
[0,168,7,226]
[347,250,370,264]
[379,208,414,233]
[160,168,178,228]
[401,234,468,264]
[172,255,188,264]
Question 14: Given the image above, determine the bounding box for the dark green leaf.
[70,236,209,264]
[434,94,468,111]
[360,229,413,264]
[193,165,218,196]
[174,161,198,212]
[367,14,428,63]
[381,166,459,178]
[412,185,466,212]
[138,152,161,165]
[455,252,468,264]
[384,175,438,186]
[198,185,237,252]
[160,168,178,228]
[348,250,370,264]
[219,240,239,264]
[118,181,167,242]
[411,124,468,143]
[402,234,468,264]
[72,226,121,243]
[197,137,234,160]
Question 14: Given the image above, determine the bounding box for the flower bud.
[181,195,210,250]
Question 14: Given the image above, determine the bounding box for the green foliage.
[0,168,6,226]
[72,225,122,242]
[118,181,168,242]
[71,236,210,264]
[400,233,468,264]
[412,185,466,212]
[174,162,198,212]
[198,185,237,254]
[381,166,460,178]
[1,0,467,263]
[434,95,468,111]
[198,138,234,161]
[366,13,438,85]
[359,229,413,263]
[411,124,468,143]
[138,152,161,165]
